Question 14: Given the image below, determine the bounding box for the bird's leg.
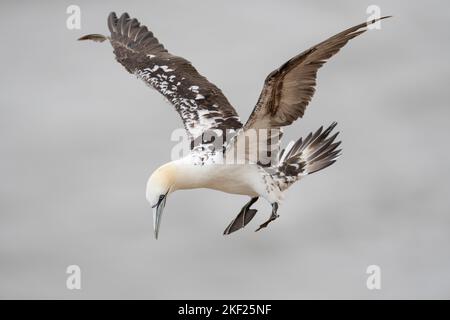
[255,202,279,232]
[223,197,259,235]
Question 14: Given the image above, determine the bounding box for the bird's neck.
[166,160,212,191]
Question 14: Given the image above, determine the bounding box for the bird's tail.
[78,34,107,42]
[275,122,341,189]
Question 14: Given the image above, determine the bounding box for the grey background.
[1,0,449,299]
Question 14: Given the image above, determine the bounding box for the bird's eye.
[152,194,166,208]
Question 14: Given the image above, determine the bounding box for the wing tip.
[106,11,167,54]
[107,12,119,33]
[77,34,107,42]
[366,15,393,27]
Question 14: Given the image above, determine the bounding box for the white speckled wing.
[106,12,243,144]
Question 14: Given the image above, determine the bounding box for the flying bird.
[79,12,390,238]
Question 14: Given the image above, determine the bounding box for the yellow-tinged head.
[146,162,178,240]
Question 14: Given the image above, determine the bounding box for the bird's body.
[154,157,280,200]
[79,12,390,238]
[157,160,264,196]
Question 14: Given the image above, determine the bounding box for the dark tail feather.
[78,34,107,42]
[279,122,342,177]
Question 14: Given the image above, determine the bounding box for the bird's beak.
[152,196,167,240]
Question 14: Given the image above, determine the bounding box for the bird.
[79,12,390,239]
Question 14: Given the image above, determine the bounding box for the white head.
[145,162,177,239]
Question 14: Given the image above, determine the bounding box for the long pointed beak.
[152,196,166,240]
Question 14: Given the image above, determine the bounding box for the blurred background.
[1,0,449,299]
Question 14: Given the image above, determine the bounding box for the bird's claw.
[255,214,279,232]
[223,209,258,235]
[223,197,259,235]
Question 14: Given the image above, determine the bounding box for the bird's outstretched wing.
[244,16,391,130]
[226,16,390,166]
[80,12,242,144]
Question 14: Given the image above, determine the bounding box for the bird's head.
[145,163,177,239]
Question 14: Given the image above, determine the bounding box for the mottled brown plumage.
[81,12,243,143]
[244,16,391,131]
[79,13,390,236]
[227,16,390,169]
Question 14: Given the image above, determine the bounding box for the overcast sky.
[1,0,450,299]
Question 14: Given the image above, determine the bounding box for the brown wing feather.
[104,12,243,141]
[245,16,391,130]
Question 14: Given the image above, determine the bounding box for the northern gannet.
[79,12,390,238]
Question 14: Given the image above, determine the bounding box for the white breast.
[173,155,260,196]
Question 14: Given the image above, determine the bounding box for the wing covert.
[244,16,391,130]
[107,12,243,142]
